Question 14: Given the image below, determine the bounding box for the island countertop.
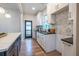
[0,33,21,52]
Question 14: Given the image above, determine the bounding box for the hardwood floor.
[19,38,61,56]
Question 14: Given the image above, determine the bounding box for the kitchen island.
[0,33,21,56]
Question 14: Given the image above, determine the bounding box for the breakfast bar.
[0,33,21,56]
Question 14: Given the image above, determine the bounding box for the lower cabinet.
[62,41,73,56]
[37,32,56,53]
[56,34,62,53]
[0,35,21,56]
[44,34,56,52]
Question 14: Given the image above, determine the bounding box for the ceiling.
[0,3,20,13]
[0,3,47,15]
[21,3,47,15]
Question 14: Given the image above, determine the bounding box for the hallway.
[19,39,61,56]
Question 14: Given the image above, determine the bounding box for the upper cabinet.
[37,12,43,25]
[56,3,69,11]
[37,3,69,25]
[37,9,48,25]
[47,4,56,24]
[47,3,56,15]
[69,4,75,20]
[47,3,68,14]
[47,3,68,24]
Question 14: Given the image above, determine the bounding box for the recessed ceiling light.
[32,7,35,10]
[5,13,11,18]
[0,7,5,14]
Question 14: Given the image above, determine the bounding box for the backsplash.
[56,9,73,37]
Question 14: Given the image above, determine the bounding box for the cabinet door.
[40,34,46,50]
[48,14,56,24]
[37,32,40,43]
[42,35,47,51]
[47,3,56,14]
[56,34,62,53]
[47,3,68,14]
[38,33,42,46]
[55,3,68,11]
[59,3,68,10]
[69,4,75,20]
[37,32,42,45]
[45,34,56,52]
[62,42,73,56]
[47,4,56,24]
[37,12,43,25]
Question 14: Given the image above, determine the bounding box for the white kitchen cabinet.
[37,12,43,25]
[37,32,56,53]
[44,34,56,52]
[39,33,43,46]
[37,32,42,46]
[37,32,43,47]
[47,4,56,24]
[47,3,68,15]
[56,34,62,53]
[56,3,68,11]
[32,30,36,39]
[62,41,73,56]
[59,3,68,9]
[47,14,56,24]
[40,34,46,49]
[69,4,75,20]
[37,32,40,44]
[47,3,56,15]
[47,3,68,24]
[47,4,56,23]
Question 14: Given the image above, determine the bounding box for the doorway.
[25,20,32,38]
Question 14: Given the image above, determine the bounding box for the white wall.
[0,10,21,32]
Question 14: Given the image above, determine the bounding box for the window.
[42,15,48,24]
[43,15,49,29]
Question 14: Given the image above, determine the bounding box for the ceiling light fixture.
[5,13,11,18]
[32,7,35,10]
[0,7,5,14]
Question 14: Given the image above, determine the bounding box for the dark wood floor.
[19,38,61,56]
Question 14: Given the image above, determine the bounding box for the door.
[25,20,32,38]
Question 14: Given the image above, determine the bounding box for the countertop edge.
[0,33,21,52]
[37,31,56,35]
[61,37,73,44]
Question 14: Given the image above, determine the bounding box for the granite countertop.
[0,33,21,52]
[36,31,56,35]
[61,37,73,44]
